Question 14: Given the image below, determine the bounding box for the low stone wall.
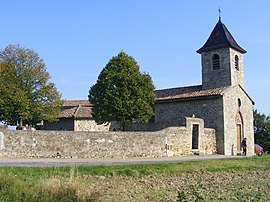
[0,118,216,158]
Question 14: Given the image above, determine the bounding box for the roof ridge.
[237,85,255,104]
[62,100,92,107]
[73,104,81,118]
[156,86,229,102]
[155,84,202,92]
[221,22,246,53]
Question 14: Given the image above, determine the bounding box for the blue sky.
[0,1,269,115]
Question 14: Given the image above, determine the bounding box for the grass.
[0,155,269,201]
[1,155,269,178]
[77,155,270,176]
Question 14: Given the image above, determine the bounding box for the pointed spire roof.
[197,18,246,54]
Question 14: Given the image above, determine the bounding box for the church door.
[236,124,242,151]
[236,112,243,152]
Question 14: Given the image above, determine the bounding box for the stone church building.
[43,18,254,156]
[129,17,254,155]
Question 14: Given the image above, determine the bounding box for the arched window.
[212,54,220,70]
[238,98,241,108]
[235,55,239,70]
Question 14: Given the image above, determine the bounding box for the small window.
[235,55,239,70]
[212,54,220,70]
[238,98,241,108]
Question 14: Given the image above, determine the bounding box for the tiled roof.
[62,100,92,107]
[155,85,228,102]
[155,85,203,98]
[59,107,77,118]
[197,18,246,54]
[74,106,93,119]
[60,100,93,119]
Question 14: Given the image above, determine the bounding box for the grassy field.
[0,155,269,201]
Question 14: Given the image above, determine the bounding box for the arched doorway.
[236,112,243,152]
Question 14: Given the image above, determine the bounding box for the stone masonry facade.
[0,117,216,158]
[223,85,254,156]
[201,48,244,90]
[127,18,254,156]
[156,97,225,154]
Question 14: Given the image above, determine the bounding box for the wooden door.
[236,124,242,151]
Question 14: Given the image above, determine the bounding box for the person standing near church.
[241,138,247,156]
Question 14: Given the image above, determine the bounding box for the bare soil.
[84,170,270,201]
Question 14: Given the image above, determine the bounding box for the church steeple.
[197,18,246,54]
[197,18,246,90]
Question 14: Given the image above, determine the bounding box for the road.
[0,155,245,167]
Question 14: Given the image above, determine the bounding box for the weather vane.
[218,7,221,20]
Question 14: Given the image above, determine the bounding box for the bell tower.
[197,17,246,90]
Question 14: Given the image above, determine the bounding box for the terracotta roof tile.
[74,106,93,119]
[62,100,92,107]
[59,100,93,119]
[59,107,77,118]
[155,85,228,102]
[155,85,203,98]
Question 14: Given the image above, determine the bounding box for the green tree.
[88,51,156,130]
[254,109,270,152]
[0,44,62,126]
[0,63,29,124]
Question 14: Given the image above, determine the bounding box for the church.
[43,17,255,156]
[128,17,255,155]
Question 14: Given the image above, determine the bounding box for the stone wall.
[154,97,223,129]
[74,119,110,132]
[223,85,254,156]
[0,117,216,158]
[230,49,245,88]
[128,97,224,153]
[201,48,244,90]
[43,118,120,132]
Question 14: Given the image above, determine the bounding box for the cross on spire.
[218,7,221,21]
